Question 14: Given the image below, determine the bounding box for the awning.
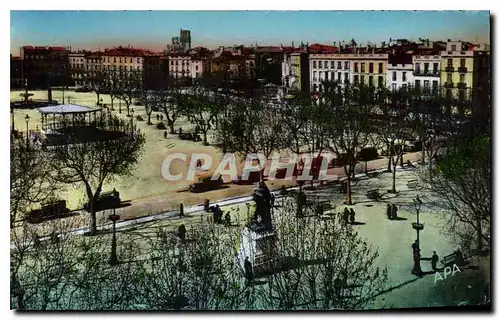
[38,104,101,114]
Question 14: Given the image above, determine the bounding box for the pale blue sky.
[10,11,490,54]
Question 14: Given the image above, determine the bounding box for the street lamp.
[109,211,120,266]
[25,114,30,148]
[411,195,424,276]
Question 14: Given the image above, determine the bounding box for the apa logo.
[434,264,461,284]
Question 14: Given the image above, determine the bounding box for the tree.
[142,90,154,125]
[116,71,142,117]
[321,82,376,204]
[258,197,388,310]
[152,86,183,134]
[376,87,414,193]
[419,135,490,254]
[46,114,146,235]
[10,135,58,227]
[181,86,226,145]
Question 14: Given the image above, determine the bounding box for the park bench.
[441,251,468,267]
[366,189,381,201]
[407,179,419,189]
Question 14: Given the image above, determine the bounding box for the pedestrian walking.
[386,203,392,220]
[391,204,398,219]
[156,114,160,121]
[178,224,186,243]
[334,277,343,297]
[164,130,168,139]
[225,212,231,226]
[349,208,356,224]
[244,257,254,282]
[343,207,349,225]
[431,251,439,271]
[179,203,184,217]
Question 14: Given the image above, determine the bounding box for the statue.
[249,181,273,230]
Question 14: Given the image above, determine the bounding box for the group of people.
[156,114,164,122]
[341,207,356,224]
[386,204,399,220]
[211,204,231,226]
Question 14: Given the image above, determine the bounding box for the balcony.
[458,67,467,73]
[414,70,440,77]
[457,82,467,89]
[444,82,454,88]
[445,66,454,72]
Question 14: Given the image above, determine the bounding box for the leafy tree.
[46,114,145,235]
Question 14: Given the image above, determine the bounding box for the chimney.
[333,41,336,46]
[292,41,294,48]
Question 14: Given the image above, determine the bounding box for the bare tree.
[258,197,388,310]
[321,82,376,204]
[10,135,58,227]
[152,86,182,134]
[181,86,226,145]
[116,71,142,117]
[418,135,490,254]
[46,114,146,235]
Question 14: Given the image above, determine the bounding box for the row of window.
[447,58,467,68]
[85,65,142,71]
[312,71,349,82]
[103,57,142,64]
[312,60,350,70]
[414,62,440,73]
[353,62,384,74]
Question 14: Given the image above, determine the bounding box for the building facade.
[413,52,441,93]
[386,54,414,90]
[350,53,388,88]
[10,55,23,89]
[20,45,70,89]
[68,52,86,87]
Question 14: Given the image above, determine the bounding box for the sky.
[10,10,490,54]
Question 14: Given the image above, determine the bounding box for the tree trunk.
[387,146,392,172]
[147,112,152,125]
[400,153,404,167]
[391,163,397,193]
[203,131,208,145]
[346,174,352,205]
[476,215,483,252]
[421,143,425,165]
[168,122,175,134]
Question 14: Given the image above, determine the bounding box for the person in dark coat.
[349,208,356,224]
[156,114,160,121]
[224,212,231,226]
[244,257,254,281]
[386,203,392,220]
[343,207,349,225]
[334,277,343,297]
[178,224,186,243]
[392,204,398,219]
[431,251,439,271]
[164,130,168,139]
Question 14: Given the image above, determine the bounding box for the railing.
[444,82,454,88]
[445,66,454,72]
[458,67,467,73]
[457,82,467,89]
[414,70,440,76]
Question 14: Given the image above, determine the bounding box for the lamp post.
[411,195,424,276]
[25,114,30,148]
[109,211,120,266]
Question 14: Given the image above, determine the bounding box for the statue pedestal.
[236,226,280,277]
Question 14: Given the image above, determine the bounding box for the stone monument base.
[236,226,280,277]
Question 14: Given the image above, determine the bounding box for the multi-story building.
[169,29,192,53]
[440,40,489,115]
[10,55,23,89]
[413,51,441,94]
[255,46,290,85]
[169,54,192,81]
[386,54,413,90]
[289,51,309,92]
[68,51,86,87]
[84,51,104,88]
[350,53,388,89]
[20,45,70,88]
